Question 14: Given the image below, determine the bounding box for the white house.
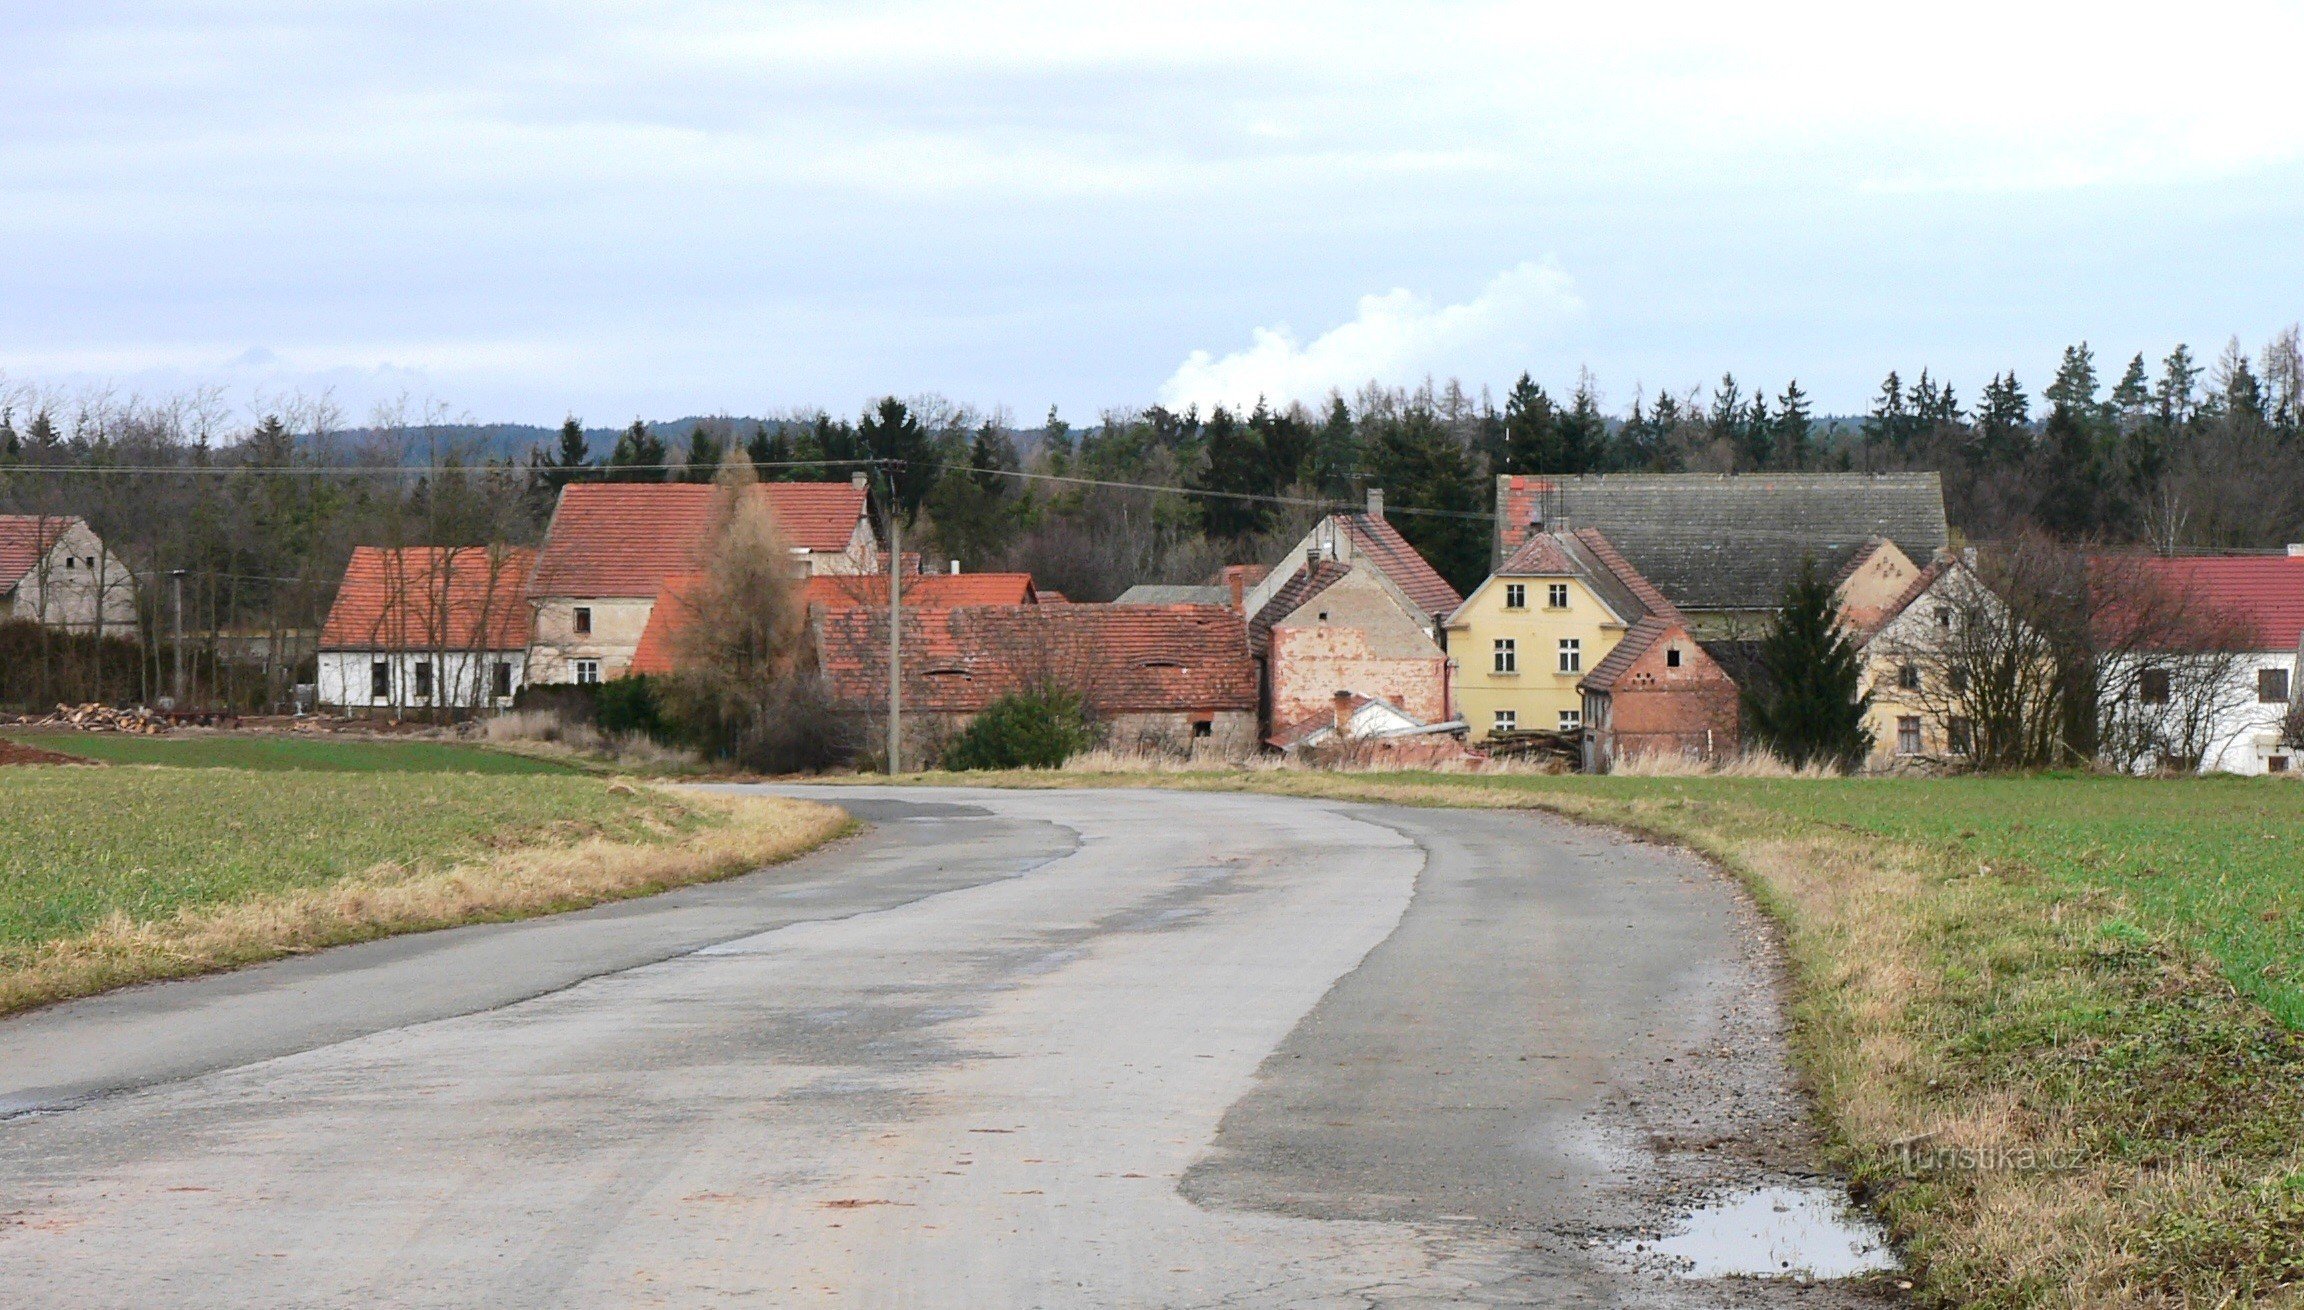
[0,514,138,633]
[2110,551,2304,776]
[316,545,537,713]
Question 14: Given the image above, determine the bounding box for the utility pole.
[886,489,902,775]
[169,569,187,708]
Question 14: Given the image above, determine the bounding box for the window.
[1558,638,1581,674]
[413,661,433,700]
[1936,607,1953,629]
[1558,708,1582,732]
[1493,709,1517,734]
[2271,755,2292,774]
[1547,583,1570,609]
[1897,715,1923,755]
[1898,663,1921,691]
[1191,719,1214,739]
[369,660,390,700]
[1492,638,1517,674]
[1504,583,1526,610]
[1948,716,1974,755]
[574,659,601,686]
[1949,667,1969,694]
[64,556,77,570]
[1665,646,1683,669]
[2259,668,2291,703]
[573,606,593,636]
[493,661,514,699]
[1316,610,1329,622]
[2139,667,2171,704]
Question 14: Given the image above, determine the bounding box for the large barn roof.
[320,546,536,652]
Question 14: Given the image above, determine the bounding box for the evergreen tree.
[680,426,723,483]
[1708,373,1746,456]
[1740,391,1772,470]
[926,421,1017,566]
[1743,558,1872,770]
[1773,381,1813,468]
[1043,405,1073,460]
[606,419,668,482]
[747,421,795,480]
[1560,373,1607,473]
[1972,372,2031,468]
[1864,371,1914,451]
[2037,388,2111,537]
[1246,398,1311,494]
[1366,405,1487,591]
[2042,343,2102,417]
[2154,344,2201,427]
[0,407,16,461]
[1308,394,1358,495]
[1499,373,1561,473]
[2110,353,2151,428]
[1191,405,1270,542]
[553,416,590,477]
[859,397,933,524]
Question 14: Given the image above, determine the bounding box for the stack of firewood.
[39,703,172,734]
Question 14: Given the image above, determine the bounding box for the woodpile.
[38,703,172,734]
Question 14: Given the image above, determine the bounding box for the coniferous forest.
[2,328,2299,708]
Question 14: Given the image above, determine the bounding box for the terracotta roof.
[320,546,536,651]
[1497,532,1578,575]
[1578,616,1678,693]
[1341,513,1461,618]
[2115,553,2304,650]
[528,482,872,600]
[815,603,1255,714]
[803,573,1037,609]
[626,573,705,676]
[1453,527,1679,631]
[1037,590,1069,604]
[1247,560,1350,656]
[0,514,80,591]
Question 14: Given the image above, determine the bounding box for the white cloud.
[1158,262,1584,411]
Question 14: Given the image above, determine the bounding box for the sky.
[3,2,2302,430]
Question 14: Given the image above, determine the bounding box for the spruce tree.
[1972,373,2030,468]
[1560,373,1606,473]
[606,419,668,482]
[681,426,723,483]
[1191,405,1270,542]
[2155,345,2201,427]
[1500,373,1561,473]
[859,397,932,524]
[1308,394,1358,495]
[747,421,794,480]
[1774,381,1813,468]
[1743,558,1872,770]
[1740,391,1772,470]
[1366,405,1486,591]
[1247,399,1310,494]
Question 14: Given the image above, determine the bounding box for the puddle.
[1619,1185,1897,1280]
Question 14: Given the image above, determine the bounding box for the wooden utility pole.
[170,569,187,708]
[886,497,902,774]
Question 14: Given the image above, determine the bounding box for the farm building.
[0,514,137,634]
[1243,491,1462,636]
[1249,558,1452,743]
[624,569,1040,678]
[2101,550,2304,776]
[525,479,877,685]
[316,546,537,713]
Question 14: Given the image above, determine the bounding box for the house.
[316,546,537,713]
[814,603,1259,760]
[1842,558,1975,769]
[0,515,137,633]
[1244,490,1461,636]
[2103,550,2304,775]
[1577,616,1740,772]
[1248,559,1452,738]
[625,570,1040,678]
[1447,526,1720,748]
[1269,690,1477,767]
[1493,473,1950,636]
[525,479,878,685]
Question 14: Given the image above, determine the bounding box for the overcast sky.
[4,3,2301,429]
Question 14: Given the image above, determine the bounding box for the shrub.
[594,675,667,739]
[941,688,1096,771]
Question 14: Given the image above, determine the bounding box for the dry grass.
[1607,747,1846,779]
[481,708,705,773]
[0,787,850,1015]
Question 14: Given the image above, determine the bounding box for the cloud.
[1158,261,1584,411]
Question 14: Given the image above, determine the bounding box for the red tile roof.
[1497,532,1578,575]
[1851,559,1956,647]
[626,573,705,676]
[320,546,537,651]
[816,603,1255,714]
[528,482,872,600]
[1342,513,1462,618]
[803,573,1038,609]
[0,514,80,591]
[2118,553,2304,650]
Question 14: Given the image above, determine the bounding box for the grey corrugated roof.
[1514,473,1948,612]
[1116,584,1229,605]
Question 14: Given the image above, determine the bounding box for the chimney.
[949,559,961,575]
[851,471,868,490]
[1306,545,1322,572]
[1228,571,1245,611]
[2288,544,2304,557]
[1333,690,1353,735]
[1365,487,1384,521]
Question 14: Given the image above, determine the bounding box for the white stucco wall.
[318,649,526,712]
[6,522,139,633]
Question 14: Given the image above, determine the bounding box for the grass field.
[2,730,583,774]
[0,738,848,1012]
[914,763,2304,1306]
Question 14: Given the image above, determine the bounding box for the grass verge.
[3,729,584,774]
[1,769,850,1015]
[886,766,2304,1308]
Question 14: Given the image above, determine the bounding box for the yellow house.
[1852,559,1975,768]
[1444,528,1681,742]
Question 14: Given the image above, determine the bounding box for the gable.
[1269,568,1441,658]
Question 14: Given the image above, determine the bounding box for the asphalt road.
[0,786,1890,1307]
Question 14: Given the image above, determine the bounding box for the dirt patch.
[0,740,95,767]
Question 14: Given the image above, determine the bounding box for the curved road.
[0,786,1887,1307]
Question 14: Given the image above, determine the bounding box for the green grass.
[0,767,673,952]
[3,731,582,775]
[1445,772,2304,1030]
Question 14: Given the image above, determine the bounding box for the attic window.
[573,606,592,635]
[1139,658,1185,669]
[1666,647,1682,668]
[1316,610,1329,621]
[923,666,971,679]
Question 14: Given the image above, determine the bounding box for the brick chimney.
[1228,570,1245,611]
[1365,487,1384,521]
[1333,690,1354,735]
[851,471,868,490]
